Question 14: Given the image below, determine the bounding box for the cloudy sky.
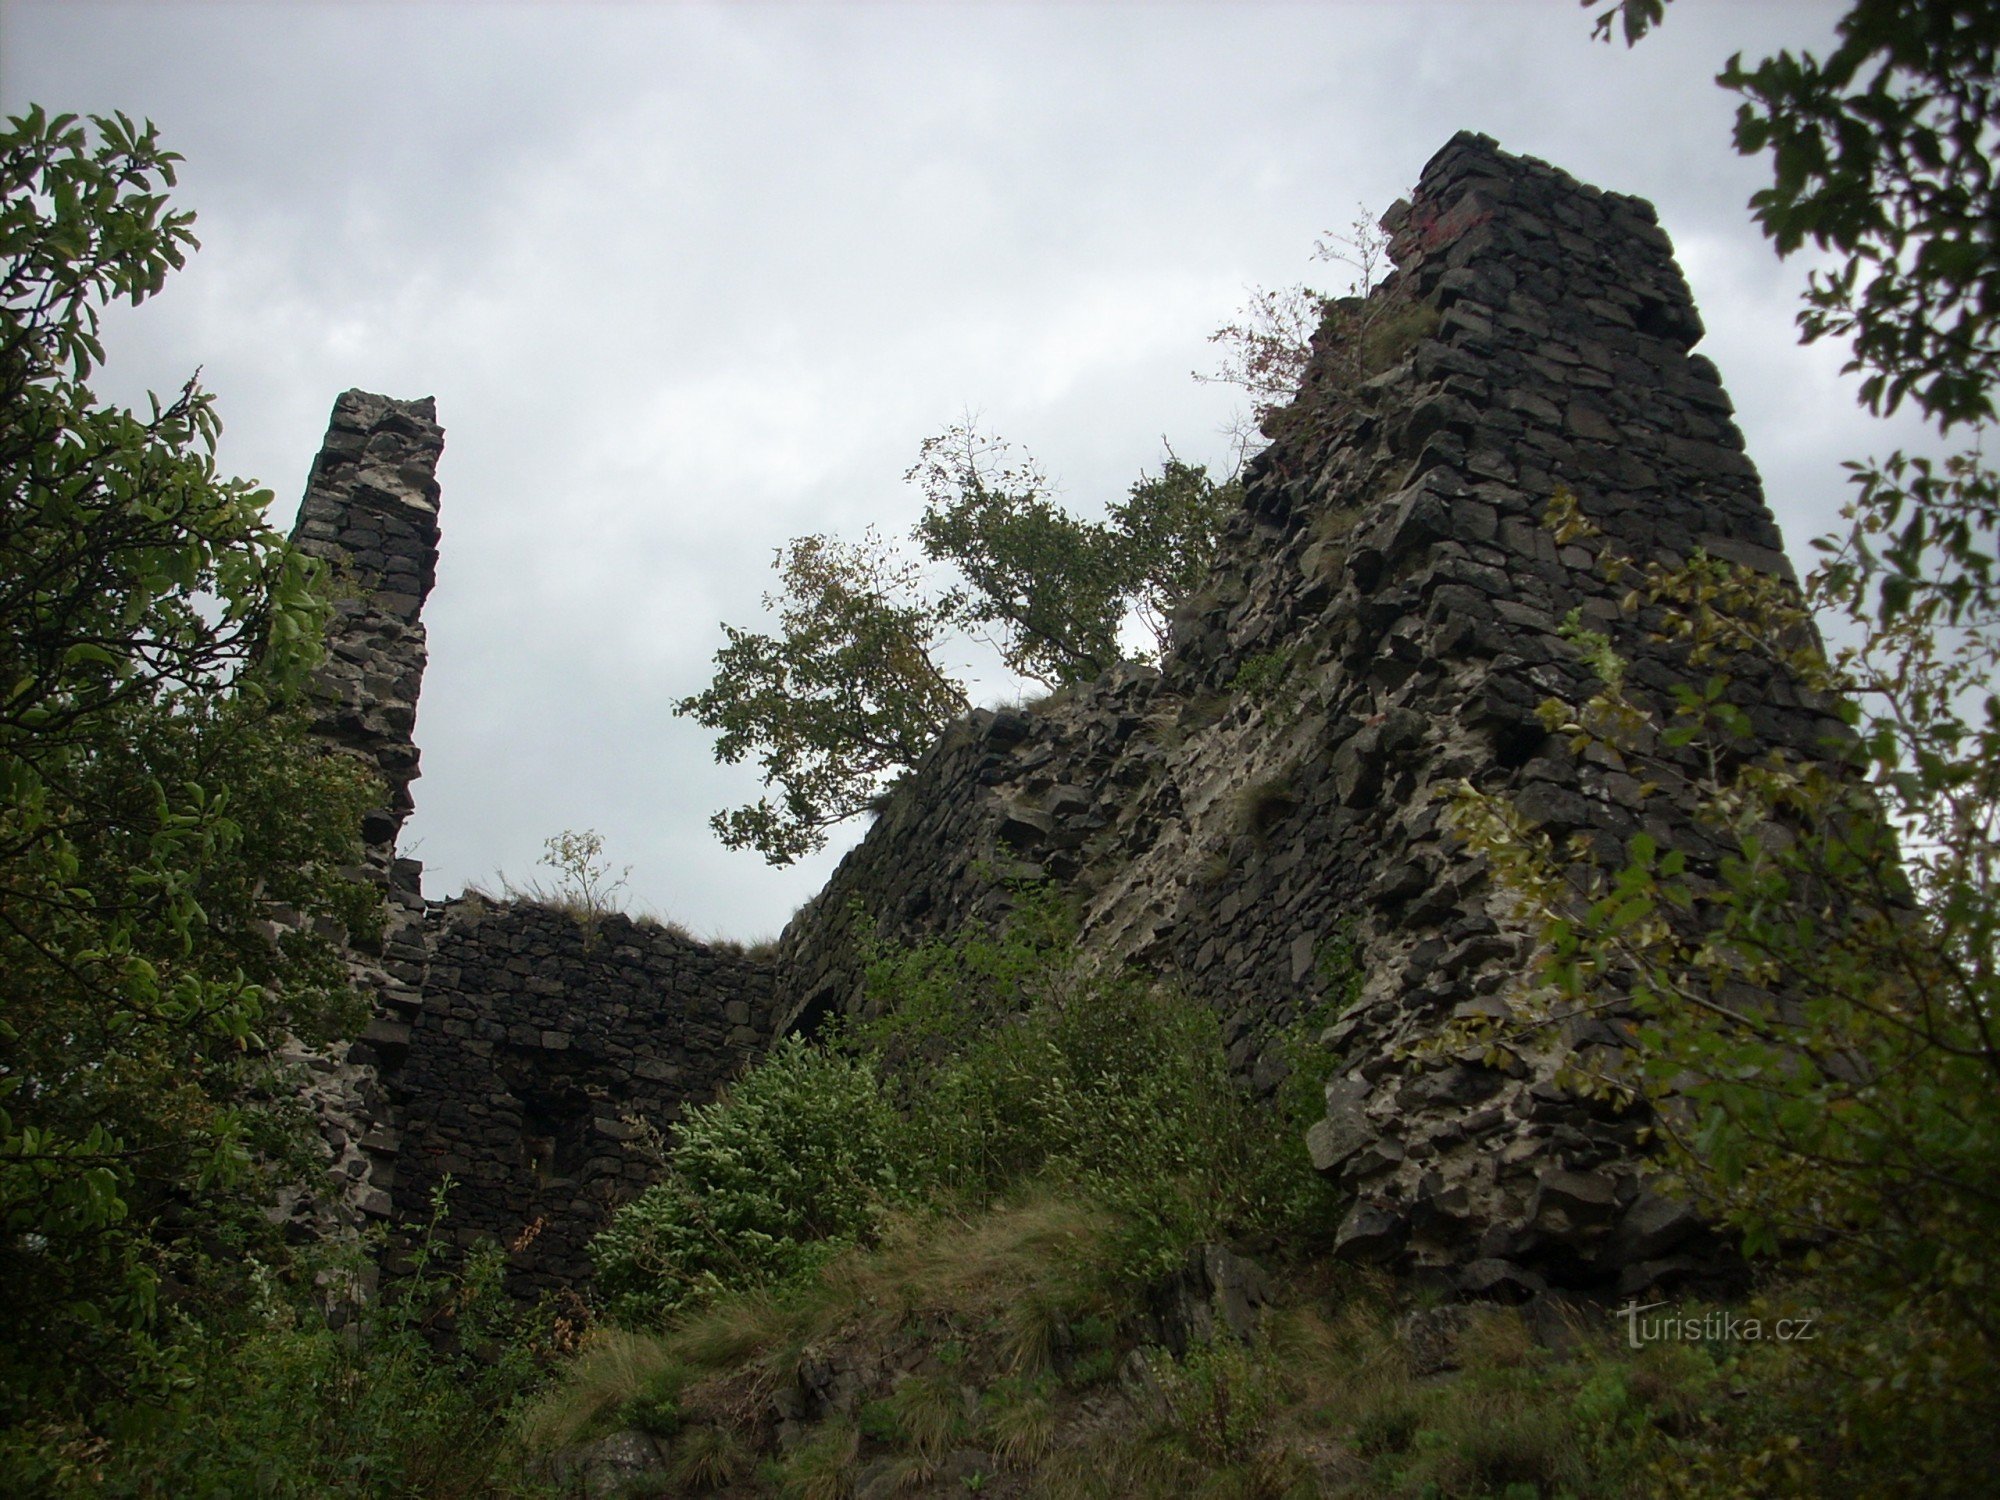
[3,0,1918,941]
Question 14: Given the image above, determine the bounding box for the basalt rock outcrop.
[293,134,1846,1300]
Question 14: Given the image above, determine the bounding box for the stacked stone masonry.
[769,133,1847,1297]
[294,134,1849,1301]
[392,902,776,1296]
[279,391,445,1244]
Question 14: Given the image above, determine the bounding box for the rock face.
[293,135,1847,1299]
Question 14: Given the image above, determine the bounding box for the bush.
[858,887,1340,1280]
[0,106,379,1419]
[0,1191,546,1497]
[592,1036,901,1324]
[594,887,1340,1328]
[1448,488,2000,1492]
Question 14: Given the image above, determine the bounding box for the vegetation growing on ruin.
[678,430,1239,865]
[9,0,2000,1488]
[591,887,1342,1332]
[521,897,1840,1499]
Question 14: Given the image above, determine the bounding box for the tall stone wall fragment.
[772,134,1848,1295]
[283,393,778,1292]
[280,390,445,1239]
[292,135,1851,1304]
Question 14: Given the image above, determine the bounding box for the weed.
[489,828,632,945]
[1456,1306,1535,1372]
[1180,690,1233,733]
[1155,1338,1274,1467]
[617,1357,689,1437]
[770,1415,859,1499]
[1229,647,1305,729]
[1236,771,1300,841]
[515,1326,676,1452]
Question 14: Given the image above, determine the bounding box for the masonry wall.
[772,133,1851,1298]
[286,394,776,1295]
[388,901,776,1297]
[280,391,444,1243]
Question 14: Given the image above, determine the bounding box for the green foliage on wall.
[592,886,1340,1328]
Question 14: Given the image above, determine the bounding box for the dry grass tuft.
[667,1423,751,1493]
[774,1416,859,1500]
[982,1377,1059,1468]
[885,1368,971,1458]
[513,1326,676,1453]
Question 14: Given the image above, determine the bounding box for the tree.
[1197,209,1396,464]
[1111,451,1241,656]
[1447,484,2000,1488]
[682,427,1235,865]
[908,422,1237,685]
[0,108,375,1412]
[909,424,1129,688]
[676,530,970,865]
[1594,0,1999,388]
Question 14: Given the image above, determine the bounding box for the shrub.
[1153,1337,1275,1468]
[857,887,1339,1281]
[1448,488,2000,1491]
[592,1037,900,1325]
[0,1190,547,1497]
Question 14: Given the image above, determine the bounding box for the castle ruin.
[287,135,1848,1300]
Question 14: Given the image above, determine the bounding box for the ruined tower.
[772,133,1844,1295]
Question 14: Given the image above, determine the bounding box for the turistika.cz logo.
[1616,1301,1820,1350]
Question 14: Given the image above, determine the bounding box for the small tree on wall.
[678,431,1237,865]
[539,828,630,923]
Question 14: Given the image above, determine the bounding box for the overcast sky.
[3,0,1918,941]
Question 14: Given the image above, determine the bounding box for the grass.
[508,897,1917,1498]
[669,1422,752,1492]
[514,1327,681,1453]
[884,1367,970,1458]
[1235,770,1301,841]
[766,1415,858,1498]
[981,1375,1059,1467]
[520,1193,1122,1459]
[521,1206,1921,1500]
[458,877,770,955]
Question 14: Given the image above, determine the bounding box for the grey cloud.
[2,0,1882,936]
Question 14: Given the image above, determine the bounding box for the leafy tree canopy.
[0,107,376,1414]
[675,530,970,867]
[680,427,1236,864]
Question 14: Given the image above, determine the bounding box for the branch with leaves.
[681,427,1234,864]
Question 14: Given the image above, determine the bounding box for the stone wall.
[285,393,777,1294]
[389,901,775,1297]
[279,391,444,1242]
[770,133,1849,1297]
